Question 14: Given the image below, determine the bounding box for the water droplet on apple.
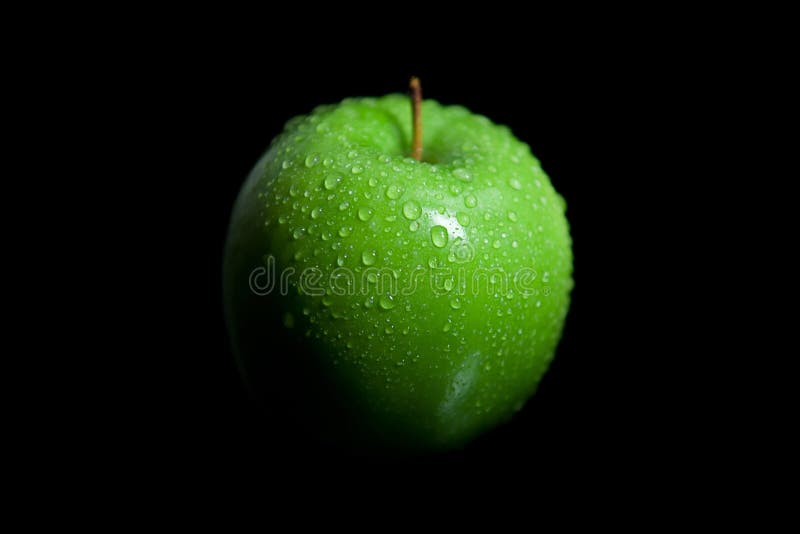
[464,194,477,208]
[357,207,373,221]
[278,216,287,225]
[282,160,292,170]
[450,297,462,309]
[305,153,321,168]
[456,212,471,226]
[368,177,378,187]
[322,157,333,167]
[509,178,522,190]
[338,201,349,211]
[386,185,402,199]
[292,228,305,239]
[450,183,462,195]
[508,211,518,222]
[492,240,501,249]
[351,166,363,174]
[511,240,518,248]
[453,168,472,182]
[311,207,322,219]
[339,226,352,237]
[347,150,358,159]
[336,254,345,266]
[402,200,421,220]
[322,296,333,307]
[361,250,376,266]
[430,225,448,248]
[324,174,341,190]
[379,295,395,310]
[409,221,419,232]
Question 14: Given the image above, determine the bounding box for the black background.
[16,8,779,511]
[142,43,697,485]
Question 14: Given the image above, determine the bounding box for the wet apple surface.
[223,93,573,453]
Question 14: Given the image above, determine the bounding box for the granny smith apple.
[223,93,573,453]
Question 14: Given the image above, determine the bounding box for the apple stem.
[410,76,423,161]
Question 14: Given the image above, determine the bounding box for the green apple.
[223,94,573,453]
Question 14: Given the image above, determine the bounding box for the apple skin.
[223,95,573,453]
